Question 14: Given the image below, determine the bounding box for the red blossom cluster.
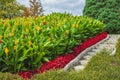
[18,32,107,79]
[42,21,47,25]
[0,40,2,44]
[18,71,33,80]
[39,53,75,73]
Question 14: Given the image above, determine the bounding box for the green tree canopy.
[83,0,120,34]
[0,0,25,19]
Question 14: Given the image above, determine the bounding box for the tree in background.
[22,7,31,17]
[22,0,44,17]
[0,0,24,19]
[29,0,44,17]
[83,0,120,34]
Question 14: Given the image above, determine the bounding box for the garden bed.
[18,32,107,79]
[30,49,120,80]
[0,13,106,79]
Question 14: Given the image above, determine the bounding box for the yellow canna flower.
[35,18,38,21]
[9,33,14,37]
[12,29,15,33]
[14,46,17,50]
[26,29,29,33]
[36,26,40,31]
[14,39,19,45]
[72,24,76,28]
[4,47,9,55]
[65,30,70,35]
[23,22,27,26]
[14,22,18,26]
[0,36,2,39]
[4,22,7,26]
[8,23,10,27]
[34,31,36,35]
[76,24,78,28]
[28,41,32,46]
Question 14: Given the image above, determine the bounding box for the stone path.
[64,35,120,71]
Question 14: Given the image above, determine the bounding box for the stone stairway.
[64,35,120,71]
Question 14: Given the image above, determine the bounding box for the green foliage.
[0,72,23,80]
[83,0,120,34]
[0,0,25,19]
[116,38,120,57]
[31,50,120,80]
[0,13,106,73]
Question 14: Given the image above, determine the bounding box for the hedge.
[83,0,120,34]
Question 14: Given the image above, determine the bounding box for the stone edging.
[64,35,110,71]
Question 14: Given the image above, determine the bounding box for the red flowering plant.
[18,32,107,80]
[0,13,107,80]
[38,32,108,73]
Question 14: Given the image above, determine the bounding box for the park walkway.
[64,34,120,71]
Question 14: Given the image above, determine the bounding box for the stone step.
[92,49,100,52]
[87,52,96,56]
[80,60,89,65]
[74,65,85,71]
[98,43,105,46]
[106,38,118,42]
[83,55,92,60]
[97,45,111,49]
[104,41,117,44]
[97,46,104,49]
[98,44,115,50]
[65,35,120,72]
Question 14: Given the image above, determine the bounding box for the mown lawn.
[31,50,120,80]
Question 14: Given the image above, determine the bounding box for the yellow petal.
[4,47,9,55]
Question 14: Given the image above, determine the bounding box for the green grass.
[31,50,120,80]
[0,72,23,80]
[0,49,120,80]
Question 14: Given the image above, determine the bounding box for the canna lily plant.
[0,13,106,73]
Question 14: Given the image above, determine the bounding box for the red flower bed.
[18,32,107,79]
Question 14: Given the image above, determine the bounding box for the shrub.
[0,72,23,80]
[0,13,106,73]
[83,0,120,34]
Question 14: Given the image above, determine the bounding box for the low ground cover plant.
[0,49,120,80]
[0,13,106,73]
[31,50,120,80]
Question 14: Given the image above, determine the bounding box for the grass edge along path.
[1,48,120,80]
[31,50,120,80]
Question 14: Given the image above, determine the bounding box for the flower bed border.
[18,32,108,79]
[64,32,109,71]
